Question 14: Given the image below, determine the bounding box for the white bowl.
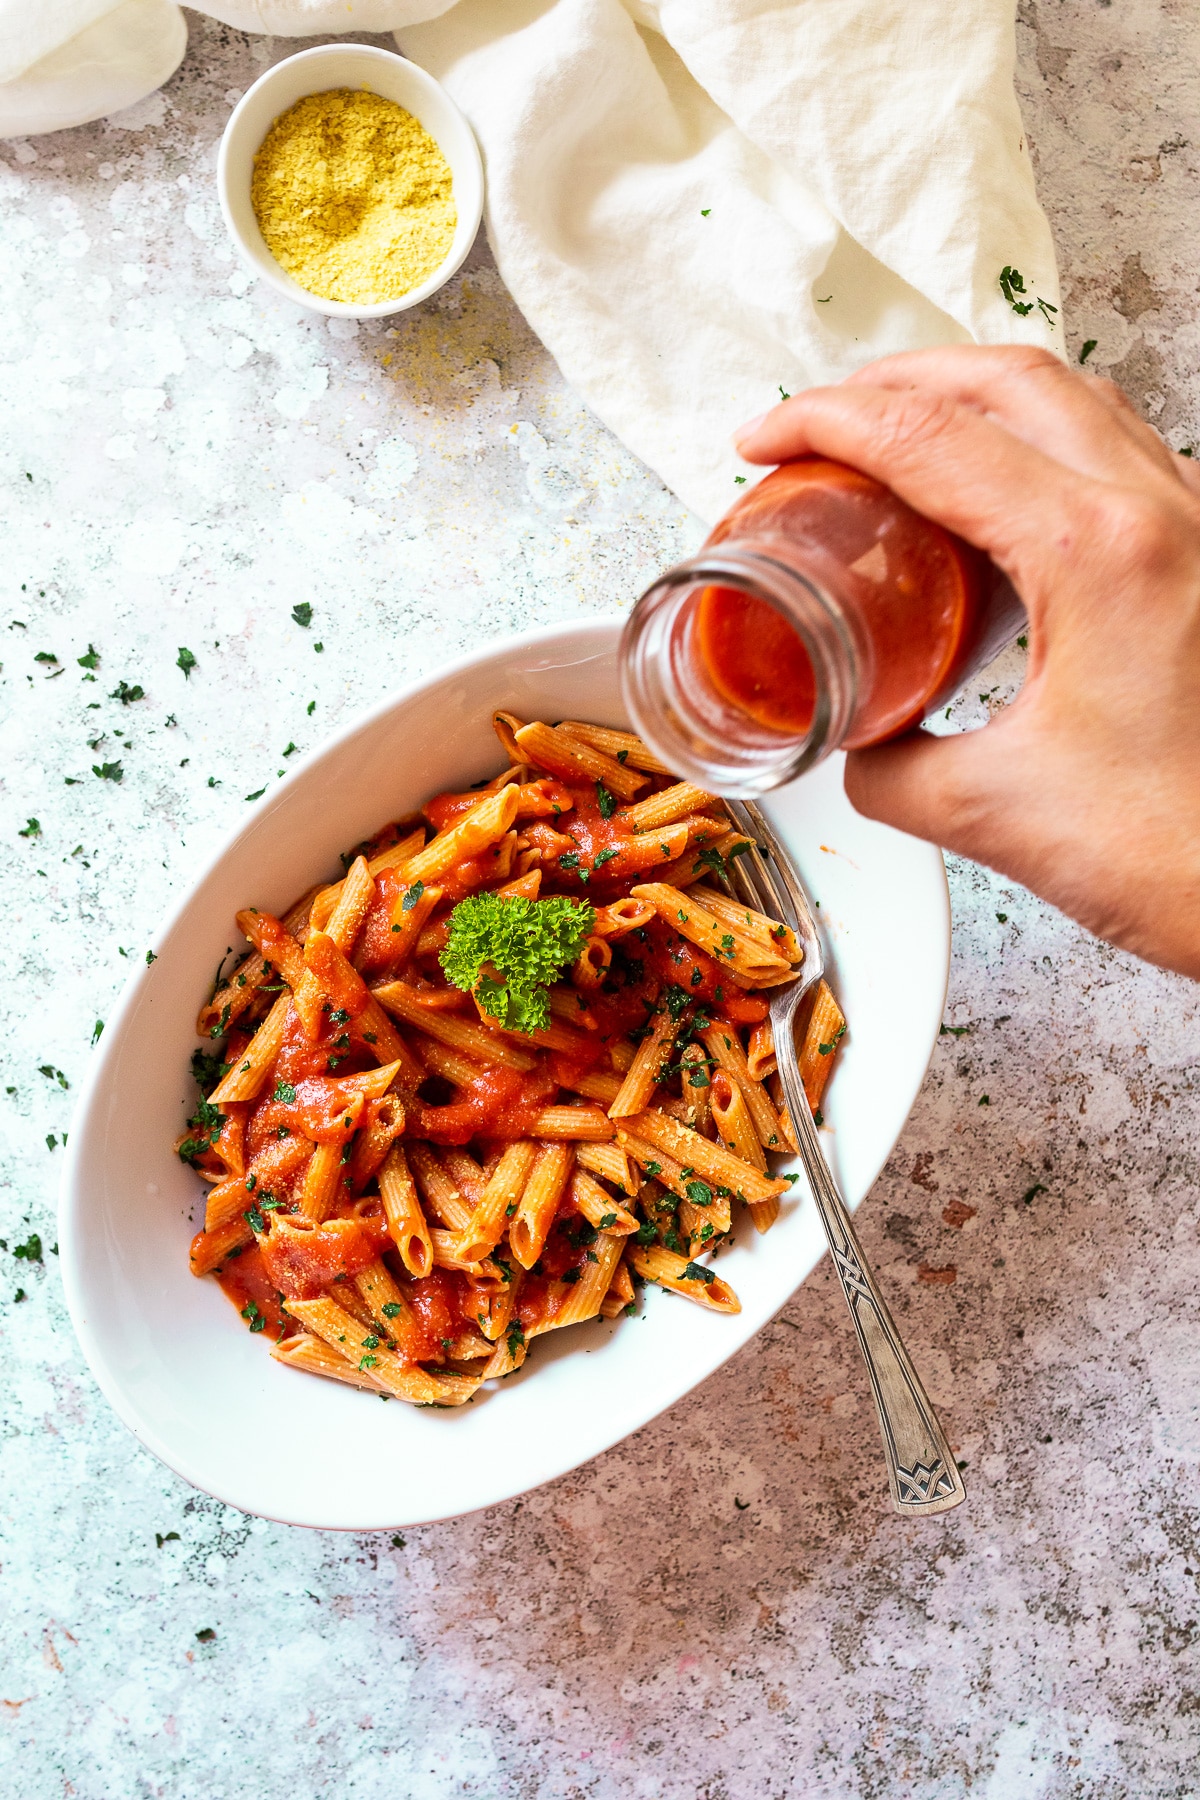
[215,43,484,320]
[60,619,949,1530]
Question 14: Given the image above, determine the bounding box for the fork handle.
[778,1037,966,1515]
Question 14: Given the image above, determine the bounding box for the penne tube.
[567,1168,638,1236]
[310,828,427,930]
[528,1104,615,1141]
[491,709,527,767]
[627,1245,740,1313]
[655,830,754,891]
[630,883,794,986]
[469,1261,521,1341]
[209,994,293,1104]
[351,1258,431,1361]
[497,1016,595,1058]
[709,1071,766,1172]
[616,782,719,833]
[512,720,648,799]
[616,1130,693,1206]
[203,1175,248,1234]
[197,886,319,1036]
[621,1108,786,1204]
[236,908,306,989]
[575,1141,634,1192]
[348,1094,406,1191]
[429,1228,500,1277]
[439,1146,487,1205]
[378,880,442,970]
[323,1275,379,1333]
[325,855,376,953]
[608,1037,636,1073]
[297,1139,349,1223]
[688,884,802,962]
[747,1192,781,1234]
[480,1319,528,1378]
[406,1142,474,1232]
[510,1141,575,1269]
[599,1258,636,1318]
[549,1234,624,1329]
[296,929,368,1038]
[608,1003,679,1118]
[496,870,541,901]
[451,1140,538,1262]
[678,1042,713,1135]
[550,982,599,1026]
[409,1032,484,1089]
[799,979,847,1112]
[554,720,673,775]
[592,896,656,939]
[283,1297,480,1404]
[378,1144,433,1277]
[372,982,536,1071]
[189,1216,252,1275]
[334,1060,406,1101]
[767,1071,801,1152]
[397,785,521,886]
[701,1023,787,1151]
[351,997,422,1086]
[746,1019,777,1081]
[272,1331,392,1394]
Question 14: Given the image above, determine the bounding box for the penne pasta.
[378,1144,433,1277]
[284,1297,480,1404]
[746,1019,777,1081]
[554,720,673,775]
[620,1108,786,1205]
[209,994,293,1104]
[406,1142,474,1232]
[567,1167,638,1236]
[687,884,802,962]
[627,1244,741,1313]
[177,702,847,1411]
[512,719,648,800]
[630,882,795,986]
[272,1331,393,1394]
[372,981,536,1070]
[575,1140,634,1192]
[700,1022,788,1151]
[616,782,719,833]
[799,979,847,1113]
[599,1257,636,1318]
[510,1141,575,1268]
[608,998,679,1118]
[452,1140,539,1263]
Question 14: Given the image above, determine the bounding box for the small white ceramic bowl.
[216,43,484,320]
[60,619,949,1530]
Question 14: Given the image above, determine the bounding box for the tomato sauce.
[699,458,1018,748]
[259,1213,387,1299]
[355,866,407,973]
[215,1242,290,1335]
[403,1267,476,1360]
[409,1062,560,1146]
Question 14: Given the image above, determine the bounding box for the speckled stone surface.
[2,12,1199,1798]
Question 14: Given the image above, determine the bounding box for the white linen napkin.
[1,0,1061,522]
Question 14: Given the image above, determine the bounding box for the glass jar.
[619,458,1026,795]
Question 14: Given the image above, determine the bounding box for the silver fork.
[722,798,966,1516]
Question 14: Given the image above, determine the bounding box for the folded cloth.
[1,0,1060,521]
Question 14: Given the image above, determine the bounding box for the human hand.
[732,346,1200,980]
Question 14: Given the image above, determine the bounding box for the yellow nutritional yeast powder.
[251,88,456,306]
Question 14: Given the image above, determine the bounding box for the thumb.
[843,727,1001,857]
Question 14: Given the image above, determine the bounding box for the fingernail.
[732,412,767,446]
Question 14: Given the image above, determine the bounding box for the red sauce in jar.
[695,457,1017,748]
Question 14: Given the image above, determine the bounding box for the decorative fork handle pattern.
[776,1030,966,1516]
